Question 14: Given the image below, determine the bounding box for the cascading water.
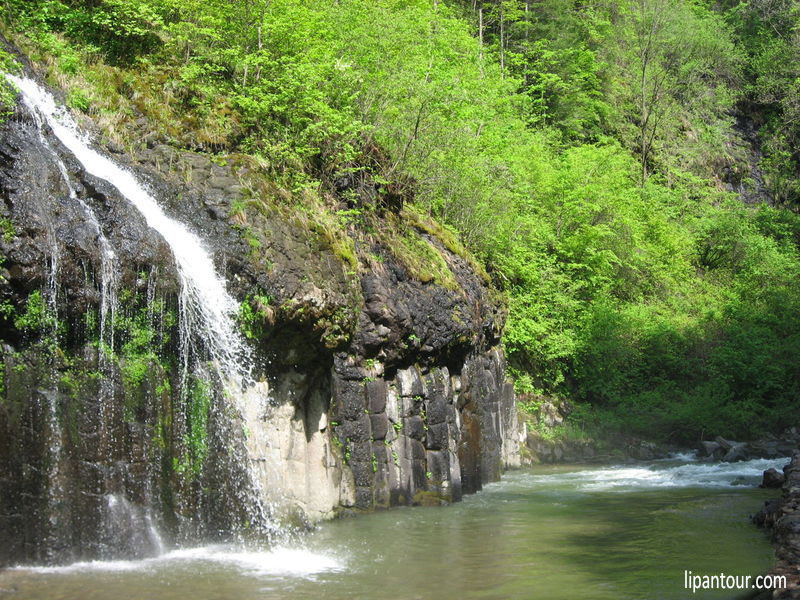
[8,75,247,383]
[29,102,119,359]
[26,93,125,553]
[7,74,281,543]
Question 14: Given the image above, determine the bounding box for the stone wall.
[256,348,522,523]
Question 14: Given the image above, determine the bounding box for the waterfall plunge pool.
[1,455,785,600]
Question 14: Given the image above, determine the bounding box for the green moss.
[109,289,175,423]
[14,290,56,334]
[403,205,490,285]
[182,376,211,478]
[412,490,449,506]
[0,217,16,242]
[237,293,272,340]
[381,213,460,291]
[58,371,80,400]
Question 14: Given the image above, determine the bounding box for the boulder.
[750,440,781,459]
[722,444,749,463]
[715,435,735,451]
[700,440,722,458]
[627,440,669,461]
[538,402,563,428]
[761,468,786,489]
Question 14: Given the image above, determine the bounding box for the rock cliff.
[0,55,521,566]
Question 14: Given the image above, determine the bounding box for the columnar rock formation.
[0,61,521,566]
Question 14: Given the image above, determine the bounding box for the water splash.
[102,494,165,558]
[520,456,790,492]
[13,545,344,577]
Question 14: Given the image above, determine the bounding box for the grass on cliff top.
[2,25,476,297]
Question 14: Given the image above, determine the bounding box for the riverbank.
[753,451,800,599]
[519,398,800,467]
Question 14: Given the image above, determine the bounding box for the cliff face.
[0,60,521,566]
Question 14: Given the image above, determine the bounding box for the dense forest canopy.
[2,0,799,442]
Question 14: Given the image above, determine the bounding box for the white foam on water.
[526,457,790,491]
[163,546,345,577]
[664,451,699,462]
[14,559,149,574]
[14,546,345,578]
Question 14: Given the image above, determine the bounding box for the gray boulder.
[723,443,749,463]
[760,468,785,489]
[700,440,722,458]
[715,435,735,451]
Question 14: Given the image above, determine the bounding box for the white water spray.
[26,100,119,355]
[520,456,791,492]
[9,75,250,385]
[8,75,278,536]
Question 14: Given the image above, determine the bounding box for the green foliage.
[66,87,91,112]
[179,375,212,478]
[0,47,20,123]
[5,0,800,443]
[14,290,56,334]
[237,293,272,340]
[722,0,800,205]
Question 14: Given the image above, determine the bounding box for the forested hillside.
[2,0,799,443]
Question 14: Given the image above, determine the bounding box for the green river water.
[0,457,785,600]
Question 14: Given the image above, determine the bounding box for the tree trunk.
[500,7,505,74]
[479,7,484,62]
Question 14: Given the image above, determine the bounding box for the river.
[0,455,785,600]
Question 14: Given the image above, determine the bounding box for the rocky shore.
[520,397,800,467]
[753,451,800,599]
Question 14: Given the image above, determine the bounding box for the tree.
[607,0,742,184]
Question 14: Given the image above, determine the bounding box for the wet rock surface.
[698,431,800,462]
[763,468,787,489]
[752,451,800,599]
[0,60,521,566]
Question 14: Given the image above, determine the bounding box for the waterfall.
[8,75,278,540]
[9,75,249,384]
[26,91,124,550]
[28,102,119,357]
